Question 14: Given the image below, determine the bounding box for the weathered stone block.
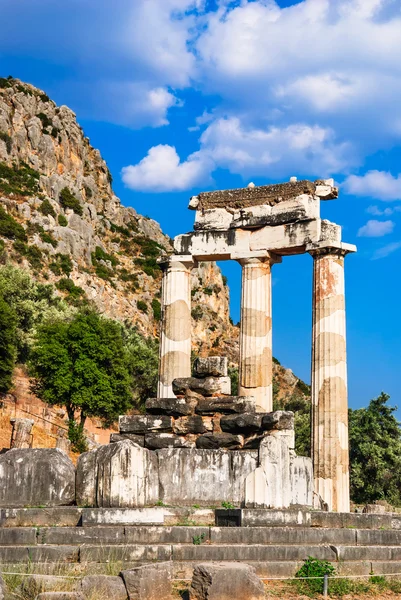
[173,415,212,435]
[173,376,231,397]
[21,575,74,598]
[196,397,255,414]
[145,397,192,417]
[0,507,82,528]
[110,433,145,446]
[261,411,294,430]
[245,467,270,508]
[0,575,5,600]
[193,357,228,377]
[189,563,265,600]
[121,563,173,600]
[0,448,75,508]
[76,440,159,508]
[157,448,257,506]
[196,433,243,449]
[145,433,194,449]
[35,594,83,600]
[220,413,263,433]
[258,431,292,509]
[82,507,165,526]
[80,576,127,600]
[119,415,173,434]
[290,456,313,506]
[231,195,319,229]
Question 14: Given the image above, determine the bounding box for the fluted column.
[158,256,195,398]
[310,244,354,512]
[10,418,34,449]
[238,253,281,412]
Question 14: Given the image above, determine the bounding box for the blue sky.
[1,0,401,411]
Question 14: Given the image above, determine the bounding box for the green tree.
[0,295,17,392]
[123,326,159,409]
[0,265,74,361]
[349,392,401,506]
[29,310,133,449]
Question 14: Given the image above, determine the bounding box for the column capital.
[232,251,282,267]
[158,254,197,272]
[307,241,357,258]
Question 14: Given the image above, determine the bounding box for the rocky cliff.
[0,76,235,355]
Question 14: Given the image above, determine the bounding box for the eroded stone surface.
[189,562,265,600]
[173,376,231,397]
[195,397,255,414]
[145,398,192,417]
[121,563,173,600]
[0,448,75,508]
[145,433,193,449]
[196,433,244,449]
[80,576,127,600]
[193,357,228,377]
[119,415,173,434]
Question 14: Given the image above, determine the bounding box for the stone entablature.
[158,177,357,514]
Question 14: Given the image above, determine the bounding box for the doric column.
[237,253,281,412]
[158,256,195,398]
[309,242,355,512]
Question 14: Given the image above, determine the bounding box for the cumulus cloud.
[121,145,211,192]
[122,117,355,191]
[357,219,395,237]
[344,171,401,201]
[372,240,401,259]
[367,205,395,216]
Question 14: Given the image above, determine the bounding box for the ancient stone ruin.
[158,178,356,513]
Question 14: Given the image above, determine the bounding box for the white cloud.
[121,145,211,192]
[344,171,401,201]
[123,117,355,191]
[367,205,395,216]
[373,240,401,259]
[357,219,395,237]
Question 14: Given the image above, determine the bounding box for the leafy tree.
[0,295,17,392]
[122,326,159,409]
[29,310,133,450]
[349,392,401,506]
[0,265,74,362]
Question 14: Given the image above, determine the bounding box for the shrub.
[0,131,12,153]
[36,112,53,130]
[0,161,40,196]
[49,254,73,277]
[134,235,164,257]
[25,245,44,271]
[137,300,148,313]
[58,214,68,227]
[221,275,228,286]
[151,298,161,320]
[84,185,92,199]
[110,221,131,237]
[39,199,56,218]
[40,230,58,248]
[191,305,203,321]
[294,557,335,597]
[94,264,114,281]
[59,187,83,216]
[0,206,27,240]
[56,278,84,299]
[203,286,213,296]
[92,246,118,266]
[228,366,239,395]
[0,295,17,393]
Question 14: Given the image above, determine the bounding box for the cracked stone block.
[193,357,228,377]
[189,563,265,600]
[121,563,173,600]
[196,397,255,415]
[144,433,194,449]
[220,413,263,434]
[110,433,144,446]
[119,415,173,434]
[173,415,212,435]
[79,576,127,600]
[0,449,75,508]
[172,376,231,397]
[196,433,244,450]
[145,398,193,417]
[261,411,294,431]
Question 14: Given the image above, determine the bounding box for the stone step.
[3,544,401,564]
[4,526,401,547]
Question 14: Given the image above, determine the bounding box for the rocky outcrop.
[0,77,235,354]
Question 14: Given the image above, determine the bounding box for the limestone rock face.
[0,448,75,507]
[76,440,158,508]
[0,77,236,357]
[189,563,265,600]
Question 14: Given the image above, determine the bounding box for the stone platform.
[2,507,401,579]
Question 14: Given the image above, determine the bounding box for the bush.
[137,300,148,313]
[0,161,40,197]
[151,298,161,320]
[0,131,12,153]
[36,112,53,129]
[0,205,27,240]
[203,286,213,296]
[39,199,56,218]
[294,557,335,597]
[228,366,239,395]
[49,254,73,277]
[191,305,203,321]
[25,245,44,271]
[59,187,83,216]
[221,274,228,286]
[122,326,159,409]
[58,214,68,227]
[40,230,58,248]
[56,278,85,299]
[92,246,118,266]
